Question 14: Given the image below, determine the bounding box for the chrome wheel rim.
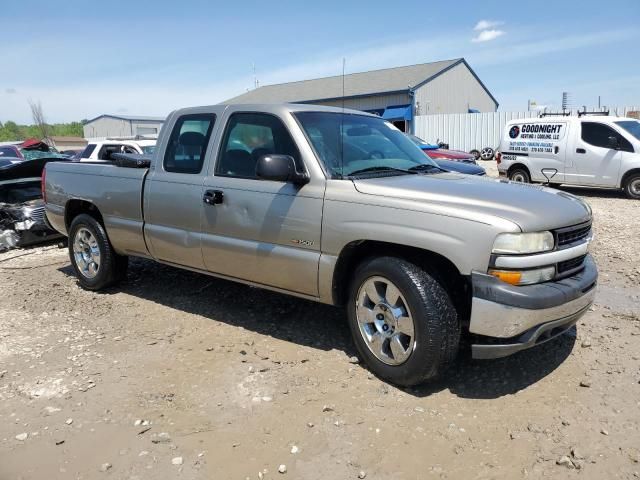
[73,227,101,279]
[630,179,640,196]
[480,148,494,160]
[356,276,416,366]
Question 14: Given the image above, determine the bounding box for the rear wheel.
[347,257,460,386]
[469,149,480,160]
[69,214,128,290]
[509,168,531,183]
[624,174,640,199]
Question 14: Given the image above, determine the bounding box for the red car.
[0,144,24,160]
[406,134,477,164]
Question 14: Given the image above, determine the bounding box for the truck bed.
[44,161,151,258]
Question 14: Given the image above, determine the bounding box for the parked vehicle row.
[497,113,640,198]
[44,103,597,386]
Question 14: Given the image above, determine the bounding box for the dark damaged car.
[0,157,68,250]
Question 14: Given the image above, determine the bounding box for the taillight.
[41,167,47,203]
[495,151,502,164]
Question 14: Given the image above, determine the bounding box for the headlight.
[492,231,554,254]
[488,266,555,286]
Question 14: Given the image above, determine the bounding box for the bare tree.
[28,99,50,141]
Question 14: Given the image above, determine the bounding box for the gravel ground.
[1,164,639,479]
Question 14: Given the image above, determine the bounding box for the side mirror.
[256,154,309,185]
[607,136,619,150]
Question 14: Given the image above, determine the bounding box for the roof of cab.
[170,103,379,118]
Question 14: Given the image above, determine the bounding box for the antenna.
[252,63,259,89]
[339,57,345,178]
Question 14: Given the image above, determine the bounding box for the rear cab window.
[164,114,216,174]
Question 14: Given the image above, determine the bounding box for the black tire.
[509,167,531,183]
[68,214,128,290]
[623,174,640,199]
[469,149,480,160]
[347,257,460,386]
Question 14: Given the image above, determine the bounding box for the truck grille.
[29,206,46,223]
[557,254,587,277]
[555,222,592,247]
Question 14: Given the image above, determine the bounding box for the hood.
[0,157,69,182]
[433,159,485,175]
[352,173,592,231]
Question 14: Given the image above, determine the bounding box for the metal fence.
[414,106,640,152]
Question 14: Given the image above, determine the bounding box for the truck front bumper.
[469,255,597,359]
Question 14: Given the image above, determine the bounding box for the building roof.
[85,114,165,124]
[224,58,497,106]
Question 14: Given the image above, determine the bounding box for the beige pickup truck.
[43,104,597,386]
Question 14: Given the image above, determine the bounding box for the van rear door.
[503,121,568,183]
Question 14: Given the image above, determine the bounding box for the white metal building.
[83,114,165,139]
[224,58,498,133]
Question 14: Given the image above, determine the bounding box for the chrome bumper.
[469,255,597,359]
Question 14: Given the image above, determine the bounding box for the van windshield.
[294,112,439,178]
[616,120,640,141]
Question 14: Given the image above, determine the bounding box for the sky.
[1,0,639,124]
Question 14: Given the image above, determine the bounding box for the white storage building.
[83,114,165,139]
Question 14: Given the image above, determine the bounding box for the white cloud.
[472,29,506,43]
[474,20,503,31]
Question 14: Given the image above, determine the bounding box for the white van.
[497,114,640,198]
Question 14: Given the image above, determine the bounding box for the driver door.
[200,111,324,296]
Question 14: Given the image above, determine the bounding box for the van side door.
[200,110,324,297]
[143,112,219,269]
[503,122,567,183]
[566,121,630,186]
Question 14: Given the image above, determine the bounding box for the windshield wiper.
[347,166,416,177]
[408,164,446,173]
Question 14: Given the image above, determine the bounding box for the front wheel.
[469,149,480,160]
[347,257,459,386]
[69,214,128,290]
[624,174,640,199]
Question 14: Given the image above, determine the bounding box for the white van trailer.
[497,114,640,198]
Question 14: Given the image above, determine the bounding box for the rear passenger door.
[566,121,628,186]
[200,111,324,296]
[143,113,217,269]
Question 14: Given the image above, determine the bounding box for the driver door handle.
[203,189,224,205]
[576,148,586,154]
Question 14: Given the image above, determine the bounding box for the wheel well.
[65,200,104,231]
[621,168,640,188]
[507,163,530,177]
[331,240,471,320]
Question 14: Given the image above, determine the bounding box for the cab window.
[581,122,633,152]
[216,112,300,178]
[164,114,216,174]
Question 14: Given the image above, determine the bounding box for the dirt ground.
[1,164,639,480]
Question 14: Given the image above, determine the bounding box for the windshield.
[294,112,439,177]
[141,145,156,154]
[616,120,640,141]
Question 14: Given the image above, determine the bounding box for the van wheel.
[509,168,530,183]
[347,257,460,386]
[68,214,128,291]
[624,174,640,199]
